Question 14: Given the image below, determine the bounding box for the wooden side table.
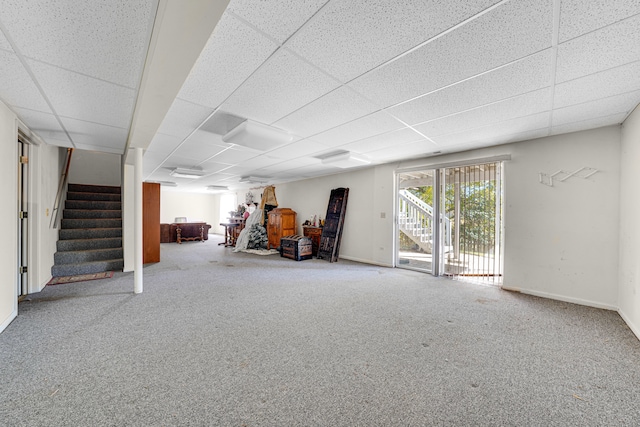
[303,226,323,257]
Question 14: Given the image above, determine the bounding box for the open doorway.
[396,161,504,285]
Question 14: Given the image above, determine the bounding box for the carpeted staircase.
[52,183,124,277]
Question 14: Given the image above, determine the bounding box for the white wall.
[31,142,64,292]
[619,105,640,339]
[0,101,18,333]
[160,189,218,229]
[68,149,121,186]
[277,126,622,310]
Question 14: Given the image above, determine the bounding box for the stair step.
[68,184,121,194]
[54,247,123,265]
[63,209,122,219]
[57,237,122,252]
[59,227,122,240]
[51,258,124,277]
[61,218,122,229]
[66,191,121,202]
[65,199,121,210]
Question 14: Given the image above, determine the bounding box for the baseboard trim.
[338,255,393,268]
[618,309,640,342]
[501,286,618,311]
[0,309,18,334]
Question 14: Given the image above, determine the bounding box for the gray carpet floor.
[1,235,639,426]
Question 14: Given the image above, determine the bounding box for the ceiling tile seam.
[547,0,561,134]
[57,115,129,131]
[551,112,630,129]
[552,88,640,114]
[559,10,640,44]
[337,0,513,87]
[554,58,640,87]
[0,18,75,148]
[384,113,439,147]
[379,48,554,112]
[434,110,552,140]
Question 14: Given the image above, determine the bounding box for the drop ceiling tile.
[366,140,440,163]
[0,50,51,112]
[193,160,234,174]
[177,13,279,108]
[200,146,257,165]
[142,151,167,177]
[28,59,136,128]
[220,48,340,124]
[0,0,156,87]
[12,107,69,143]
[342,128,426,154]
[552,90,640,127]
[415,88,551,138]
[556,14,640,83]
[237,154,282,169]
[288,0,501,83]
[559,0,640,42]
[266,140,328,160]
[0,29,12,51]
[554,61,640,109]
[273,86,379,137]
[228,0,328,44]
[160,155,205,170]
[146,133,183,154]
[157,98,215,139]
[551,113,628,136]
[349,0,553,108]
[60,117,128,154]
[312,111,405,147]
[432,112,550,147]
[174,138,229,162]
[387,49,553,125]
[443,127,550,153]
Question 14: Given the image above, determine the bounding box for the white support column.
[134,147,143,294]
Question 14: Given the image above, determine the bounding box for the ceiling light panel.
[287,0,500,83]
[414,88,551,138]
[28,59,136,129]
[60,117,128,153]
[552,90,640,128]
[273,86,379,137]
[0,50,51,112]
[0,0,157,88]
[221,48,340,124]
[553,61,640,109]
[559,0,640,42]
[348,0,553,109]
[177,13,278,108]
[311,111,405,147]
[556,15,640,84]
[387,49,552,125]
[228,0,328,44]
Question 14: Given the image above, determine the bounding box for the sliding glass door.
[396,161,503,285]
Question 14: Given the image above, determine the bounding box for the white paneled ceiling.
[1,0,639,193]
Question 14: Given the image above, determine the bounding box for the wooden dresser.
[267,208,296,249]
[303,226,323,257]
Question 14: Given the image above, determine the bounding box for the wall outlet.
[380,212,386,219]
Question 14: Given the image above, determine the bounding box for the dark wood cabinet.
[267,208,296,249]
[303,226,323,257]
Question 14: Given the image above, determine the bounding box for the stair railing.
[50,148,73,229]
[399,190,451,248]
